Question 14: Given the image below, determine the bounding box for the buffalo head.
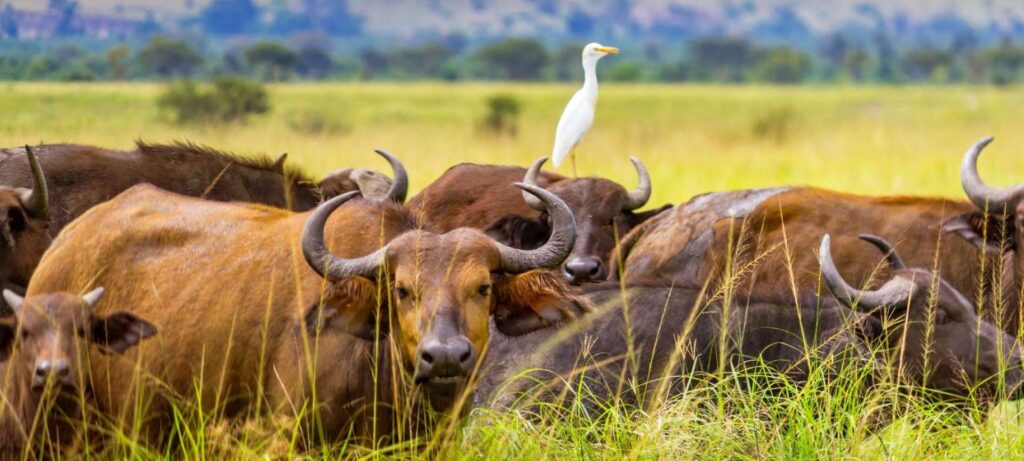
[0,146,51,301]
[317,149,406,203]
[487,156,669,285]
[1,288,157,395]
[302,183,588,410]
[820,234,1023,399]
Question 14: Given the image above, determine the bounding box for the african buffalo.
[477,235,1023,412]
[0,288,157,457]
[0,146,49,299]
[0,142,402,311]
[613,140,1019,333]
[408,156,669,284]
[942,137,1024,332]
[24,152,585,445]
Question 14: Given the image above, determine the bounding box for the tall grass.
[3,83,1024,459]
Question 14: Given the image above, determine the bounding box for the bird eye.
[477,284,492,297]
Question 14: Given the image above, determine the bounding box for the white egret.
[551,42,619,175]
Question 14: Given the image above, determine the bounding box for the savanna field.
[6,82,1024,460]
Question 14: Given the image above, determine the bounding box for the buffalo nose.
[417,336,476,383]
[563,257,604,284]
[33,360,70,385]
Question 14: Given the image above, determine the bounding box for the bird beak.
[595,46,619,55]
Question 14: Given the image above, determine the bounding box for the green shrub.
[286,110,351,135]
[157,76,269,125]
[481,93,521,135]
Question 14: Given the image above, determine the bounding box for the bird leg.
[571,146,578,178]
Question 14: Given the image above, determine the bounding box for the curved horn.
[961,136,1024,213]
[82,287,105,312]
[374,149,408,204]
[302,191,387,281]
[18,145,48,219]
[621,156,652,211]
[521,157,548,211]
[819,234,915,310]
[497,183,576,273]
[2,289,23,313]
[857,234,907,270]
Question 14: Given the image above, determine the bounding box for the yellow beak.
[595,46,619,55]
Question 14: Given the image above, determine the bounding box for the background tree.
[389,42,454,77]
[842,49,871,82]
[293,35,334,79]
[751,47,810,83]
[106,45,131,80]
[137,36,204,78]
[244,41,300,81]
[689,37,753,82]
[901,48,953,82]
[552,43,584,81]
[474,37,549,81]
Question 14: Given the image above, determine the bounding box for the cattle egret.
[551,42,619,174]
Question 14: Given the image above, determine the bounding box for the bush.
[751,107,795,143]
[286,111,351,135]
[157,76,269,125]
[481,94,521,135]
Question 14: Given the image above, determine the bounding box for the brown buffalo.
[408,156,669,284]
[0,288,157,457]
[477,235,1023,412]
[25,155,584,445]
[0,142,403,309]
[614,140,1024,332]
[0,146,49,300]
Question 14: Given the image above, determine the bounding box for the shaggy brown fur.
[616,187,1017,333]
[26,184,585,446]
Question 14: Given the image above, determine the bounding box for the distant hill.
[5,0,1024,47]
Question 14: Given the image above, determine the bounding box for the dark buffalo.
[24,155,585,445]
[477,235,1023,411]
[613,139,1020,333]
[408,156,669,284]
[942,137,1024,331]
[0,288,157,457]
[0,146,49,298]
[0,142,402,309]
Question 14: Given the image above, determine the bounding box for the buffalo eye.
[7,208,25,232]
[934,309,948,325]
[20,329,29,340]
[395,287,410,301]
[477,284,491,298]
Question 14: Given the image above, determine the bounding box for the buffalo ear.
[625,204,672,228]
[305,277,388,341]
[942,212,1015,254]
[492,270,591,336]
[90,312,158,354]
[484,215,551,250]
[851,312,884,344]
[0,318,16,362]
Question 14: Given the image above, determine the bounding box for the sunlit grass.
[4,82,1024,459]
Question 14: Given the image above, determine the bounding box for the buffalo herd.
[0,137,1022,455]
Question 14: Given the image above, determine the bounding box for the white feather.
[549,42,617,168]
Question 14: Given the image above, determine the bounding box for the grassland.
[3,82,1024,460]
